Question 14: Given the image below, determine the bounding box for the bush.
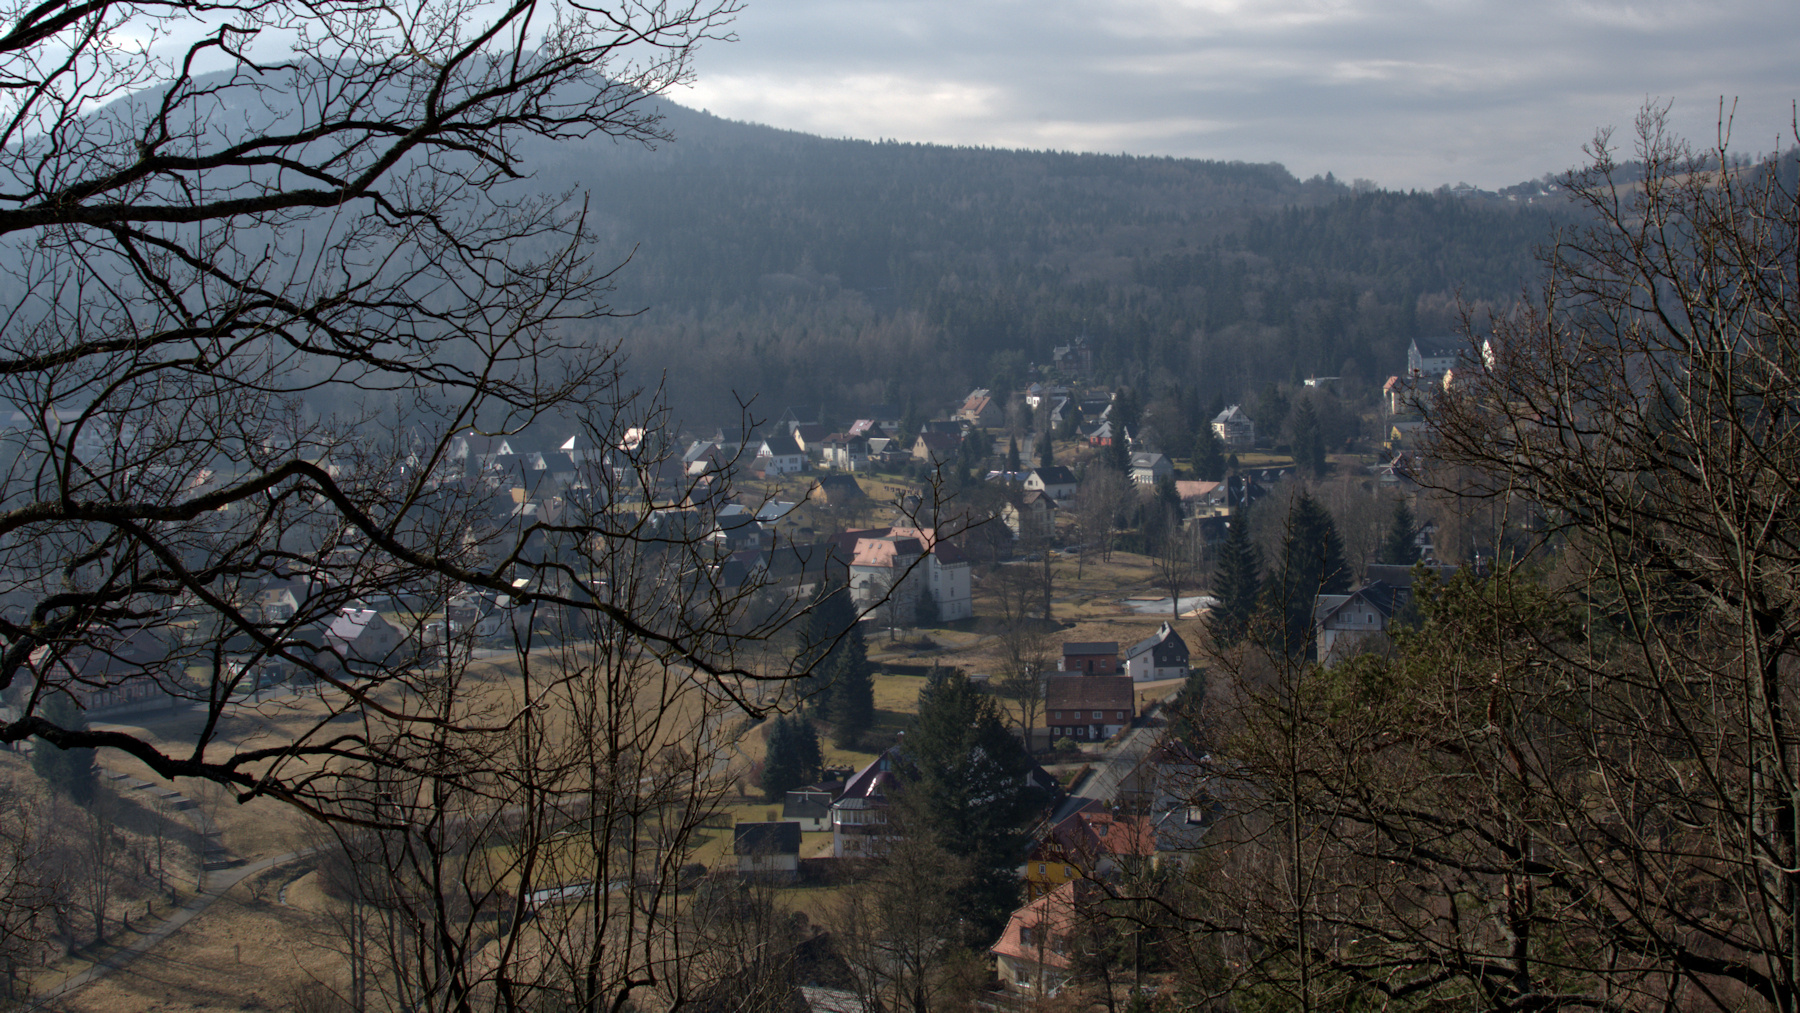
[1054,737,1080,752]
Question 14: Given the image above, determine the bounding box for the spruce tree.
[899,669,1049,944]
[1106,428,1130,473]
[1381,500,1419,565]
[798,580,857,714]
[1195,425,1226,482]
[1289,397,1327,477]
[1038,431,1054,469]
[1005,436,1021,474]
[828,623,875,748]
[31,693,97,804]
[760,716,822,800]
[1208,514,1262,649]
[1266,491,1350,653]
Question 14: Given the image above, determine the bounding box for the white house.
[1211,406,1255,448]
[1128,452,1174,487]
[1123,622,1190,682]
[755,433,807,475]
[733,821,801,880]
[1023,466,1078,501]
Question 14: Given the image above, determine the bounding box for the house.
[734,821,802,879]
[817,434,870,471]
[1045,674,1134,741]
[755,434,807,475]
[1128,452,1173,487]
[777,406,820,433]
[1407,338,1461,379]
[809,473,867,506]
[831,748,903,857]
[1051,337,1093,376]
[782,783,840,832]
[322,608,410,673]
[1387,420,1429,450]
[1313,566,1454,662]
[839,526,972,623]
[1173,480,1225,516]
[832,744,1059,857]
[849,536,927,621]
[992,881,1087,995]
[1123,622,1189,682]
[1023,466,1077,501]
[1002,490,1057,540]
[1059,641,1118,674]
[912,431,961,465]
[28,626,182,713]
[1211,405,1255,448]
[792,424,832,455]
[1023,804,1102,899]
[956,388,1005,427]
[888,526,973,622]
[1083,419,1122,447]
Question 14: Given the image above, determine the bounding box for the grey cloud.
[680,0,1799,188]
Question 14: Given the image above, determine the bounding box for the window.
[1063,865,1072,878]
[1020,926,1035,946]
[1039,863,1046,874]
[1093,710,1102,719]
[1117,711,1125,719]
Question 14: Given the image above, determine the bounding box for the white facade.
[929,555,973,622]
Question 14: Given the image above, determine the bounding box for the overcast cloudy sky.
[671,0,1800,190]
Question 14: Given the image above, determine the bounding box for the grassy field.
[30,541,1198,1009]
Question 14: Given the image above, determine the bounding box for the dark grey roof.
[733,821,802,855]
[1031,465,1077,485]
[1063,641,1118,655]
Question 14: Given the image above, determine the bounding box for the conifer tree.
[1265,491,1350,653]
[1038,431,1054,469]
[1006,437,1021,474]
[1288,397,1327,477]
[759,716,821,800]
[898,669,1048,944]
[1208,515,1262,650]
[827,623,875,748]
[1380,499,1419,565]
[798,580,858,714]
[1195,425,1227,482]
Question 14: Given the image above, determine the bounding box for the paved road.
[1069,692,1180,804]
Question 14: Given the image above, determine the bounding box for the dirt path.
[31,848,317,1010]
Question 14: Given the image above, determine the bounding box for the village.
[1,333,1488,1008]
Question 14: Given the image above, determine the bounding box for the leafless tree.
[833,832,981,1013]
[1152,110,1800,1013]
[1074,468,1131,569]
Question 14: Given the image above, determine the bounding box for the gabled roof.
[851,536,923,567]
[1173,480,1220,501]
[1212,405,1252,424]
[1129,452,1167,469]
[760,433,802,456]
[1125,622,1186,660]
[1062,641,1118,656]
[1314,581,1409,626]
[1029,465,1077,486]
[734,821,802,856]
[326,608,391,643]
[914,431,961,451]
[1047,674,1134,711]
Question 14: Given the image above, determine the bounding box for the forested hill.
[538,99,1563,423]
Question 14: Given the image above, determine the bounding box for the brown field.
[31,546,1195,1008]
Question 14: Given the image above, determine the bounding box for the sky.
[671,0,1800,191]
